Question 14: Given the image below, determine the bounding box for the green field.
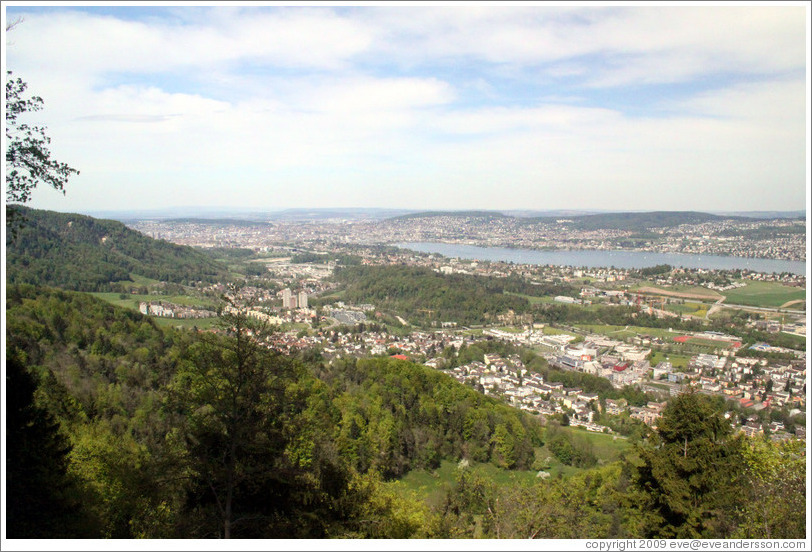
[496,326,527,333]
[91,292,219,311]
[153,317,219,331]
[505,291,557,305]
[550,427,632,463]
[393,459,540,508]
[542,326,577,336]
[315,290,346,301]
[631,282,722,299]
[128,274,163,286]
[648,351,690,370]
[395,427,631,508]
[684,336,738,349]
[575,324,678,341]
[664,301,709,317]
[722,281,806,308]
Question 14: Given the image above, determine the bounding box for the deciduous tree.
[6,69,79,238]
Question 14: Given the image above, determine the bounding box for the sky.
[3,1,810,215]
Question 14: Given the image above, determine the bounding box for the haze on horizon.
[3,2,809,215]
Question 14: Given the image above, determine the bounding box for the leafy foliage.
[5,286,541,538]
[328,357,542,476]
[5,346,98,537]
[6,71,79,237]
[734,438,806,539]
[434,462,636,538]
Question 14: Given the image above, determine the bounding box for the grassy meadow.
[722,281,806,308]
[393,427,632,510]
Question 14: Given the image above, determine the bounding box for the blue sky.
[3,2,809,214]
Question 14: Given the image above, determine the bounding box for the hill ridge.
[6,207,229,292]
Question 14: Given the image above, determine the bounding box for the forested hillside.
[6,285,806,539]
[328,357,540,476]
[333,265,533,325]
[5,285,538,538]
[6,207,229,291]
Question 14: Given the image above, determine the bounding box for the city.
[130,212,807,262]
[114,214,807,444]
[5,3,808,544]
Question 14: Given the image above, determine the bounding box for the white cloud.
[360,6,806,86]
[7,7,372,76]
[671,79,807,125]
[293,76,455,114]
[6,5,806,213]
[434,104,622,135]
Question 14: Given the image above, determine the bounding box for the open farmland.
[91,292,218,311]
[664,301,709,318]
[632,284,722,301]
[721,281,806,308]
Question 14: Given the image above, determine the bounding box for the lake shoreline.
[394,242,807,276]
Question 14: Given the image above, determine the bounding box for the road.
[706,296,726,320]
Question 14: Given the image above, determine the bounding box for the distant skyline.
[4,2,810,214]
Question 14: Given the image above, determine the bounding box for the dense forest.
[6,285,538,538]
[6,285,805,539]
[6,207,229,291]
[331,265,568,325]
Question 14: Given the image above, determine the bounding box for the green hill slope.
[6,207,229,291]
[332,265,532,325]
[6,285,542,538]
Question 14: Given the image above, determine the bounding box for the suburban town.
[121,215,807,445]
[130,211,807,262]
[6,3,808,542]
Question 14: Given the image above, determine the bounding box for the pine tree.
[634,391,744,538]
[5,347,96,537]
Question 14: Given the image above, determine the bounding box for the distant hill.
[391,210,509,221]
[710,211,805,220]
[163,218,273,227]
[502,209,607,218]
[527,211,759,230]
[385,210,769,230]
[6,207,229,292]
[87,207,419,223]
[270,208,415,221]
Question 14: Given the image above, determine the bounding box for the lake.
[395,242,807,276]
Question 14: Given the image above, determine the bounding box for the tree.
[634,391,745,538]
[735,438,806,539]
[168,300,294,538]
[5,345,98,537]
[6,69,79,237]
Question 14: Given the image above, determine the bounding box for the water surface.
[395,242,807,276]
